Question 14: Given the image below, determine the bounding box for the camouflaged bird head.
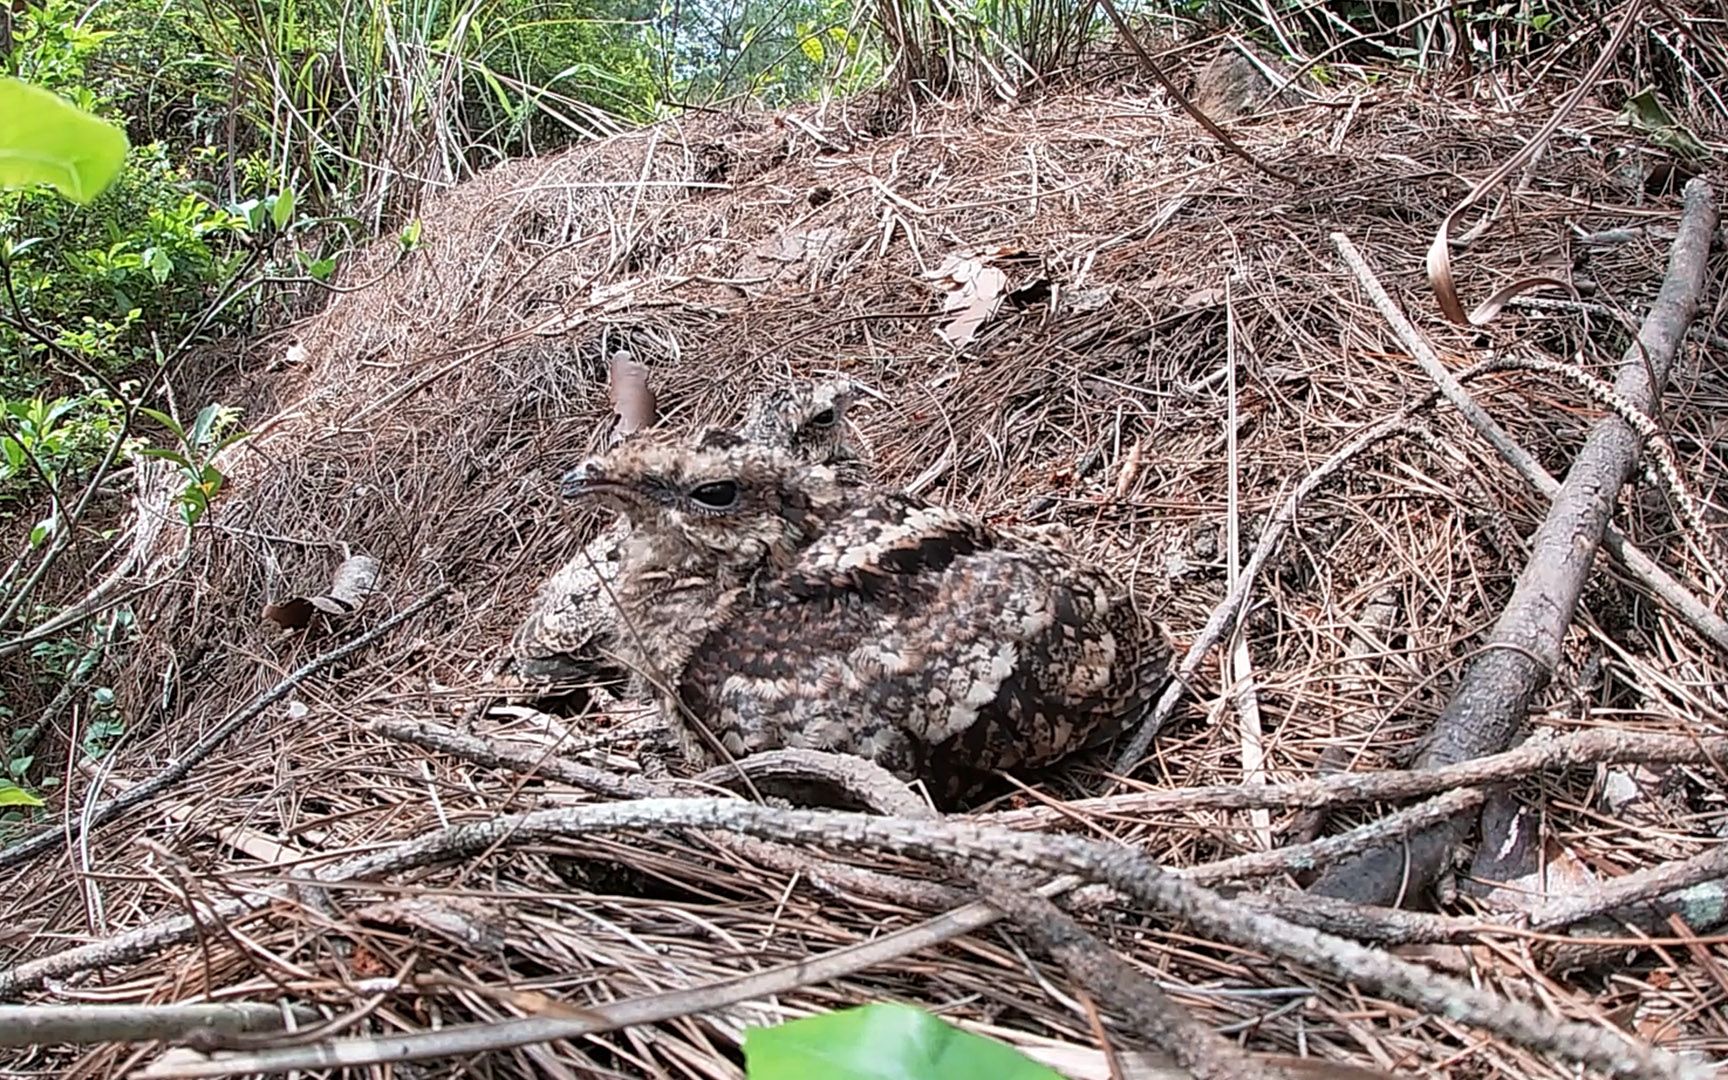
[736,378,865,484]
[561,429,847,574]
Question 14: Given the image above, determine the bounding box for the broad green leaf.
[308,257,337,281]
[272,188,295,230]
[743,1004,1062,1080]
[0,78,130,204]
[1621,88,1711,160]
[400,219,422,249]
[0,782,44,808]
[139,406,187,443]
[134,446,193,467]
[189,403,222,450]
[42,397,79,428]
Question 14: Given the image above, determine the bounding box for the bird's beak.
[560,460,633,501]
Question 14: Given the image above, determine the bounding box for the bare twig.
[1530,841,1728,932]
[1093,0,1297,184]
[237,799,1711,1080]
[1331,230,1728,655]
[1184,788,1486,885]
[1050,727,1728,832]
[1313,179,1719,906]
[0,1003,320,1048]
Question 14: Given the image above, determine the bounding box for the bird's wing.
[680,495,1160,783]
[511,526,627,671]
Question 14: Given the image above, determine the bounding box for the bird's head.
[737,378,866,485]
[559,429,844,573]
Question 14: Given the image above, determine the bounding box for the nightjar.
[562,432,1171,805]
[510,379,862,689]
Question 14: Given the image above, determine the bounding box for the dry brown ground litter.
[4,57,1728,1080]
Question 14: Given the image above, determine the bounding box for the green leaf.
[189,403,222,450]
[145,247,173,283]
[139,406,187,443]
[308,257,336,281]
[134,446,193,467]
[1621,88,1712,160]
[399,218,422,250]
[272,188,295,230]
[743,1004,1063,1080]
[0,78,130,205]
[4,236,45,259]
[0,782,44,808]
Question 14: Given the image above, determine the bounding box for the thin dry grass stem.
[5,68,1727,1080]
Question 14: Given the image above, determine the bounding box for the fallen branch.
[1004,729,1728,828]
[1182,787,1485,885]
[0,894,275,999]
[1530,840,1728,933]
[10,728,1719,1001]
[1312,178,1719,906]
[0,1002,319,1048]
[137,746,1256,1080]
[36,797,1690,1079]
[244,799,1712,1080]
[1331,229,1728,655]
[0,587,453,872]
[374,718,966,910]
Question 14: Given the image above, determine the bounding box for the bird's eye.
[808,408,837,429]
[688,480,740,510]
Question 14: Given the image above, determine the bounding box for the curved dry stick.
[1424,0,1644,325]
[1093,0,1297,185]
[372,716,965,910]
[1313,179,1719,907]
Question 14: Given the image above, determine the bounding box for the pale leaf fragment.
[607,353,658,444]
[263,554,383,629]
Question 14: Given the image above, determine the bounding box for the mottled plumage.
[510,380,861,687]
[558,431,855,698]
[564,434,1172,805]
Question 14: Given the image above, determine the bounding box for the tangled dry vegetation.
[3,43,1727,1080]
